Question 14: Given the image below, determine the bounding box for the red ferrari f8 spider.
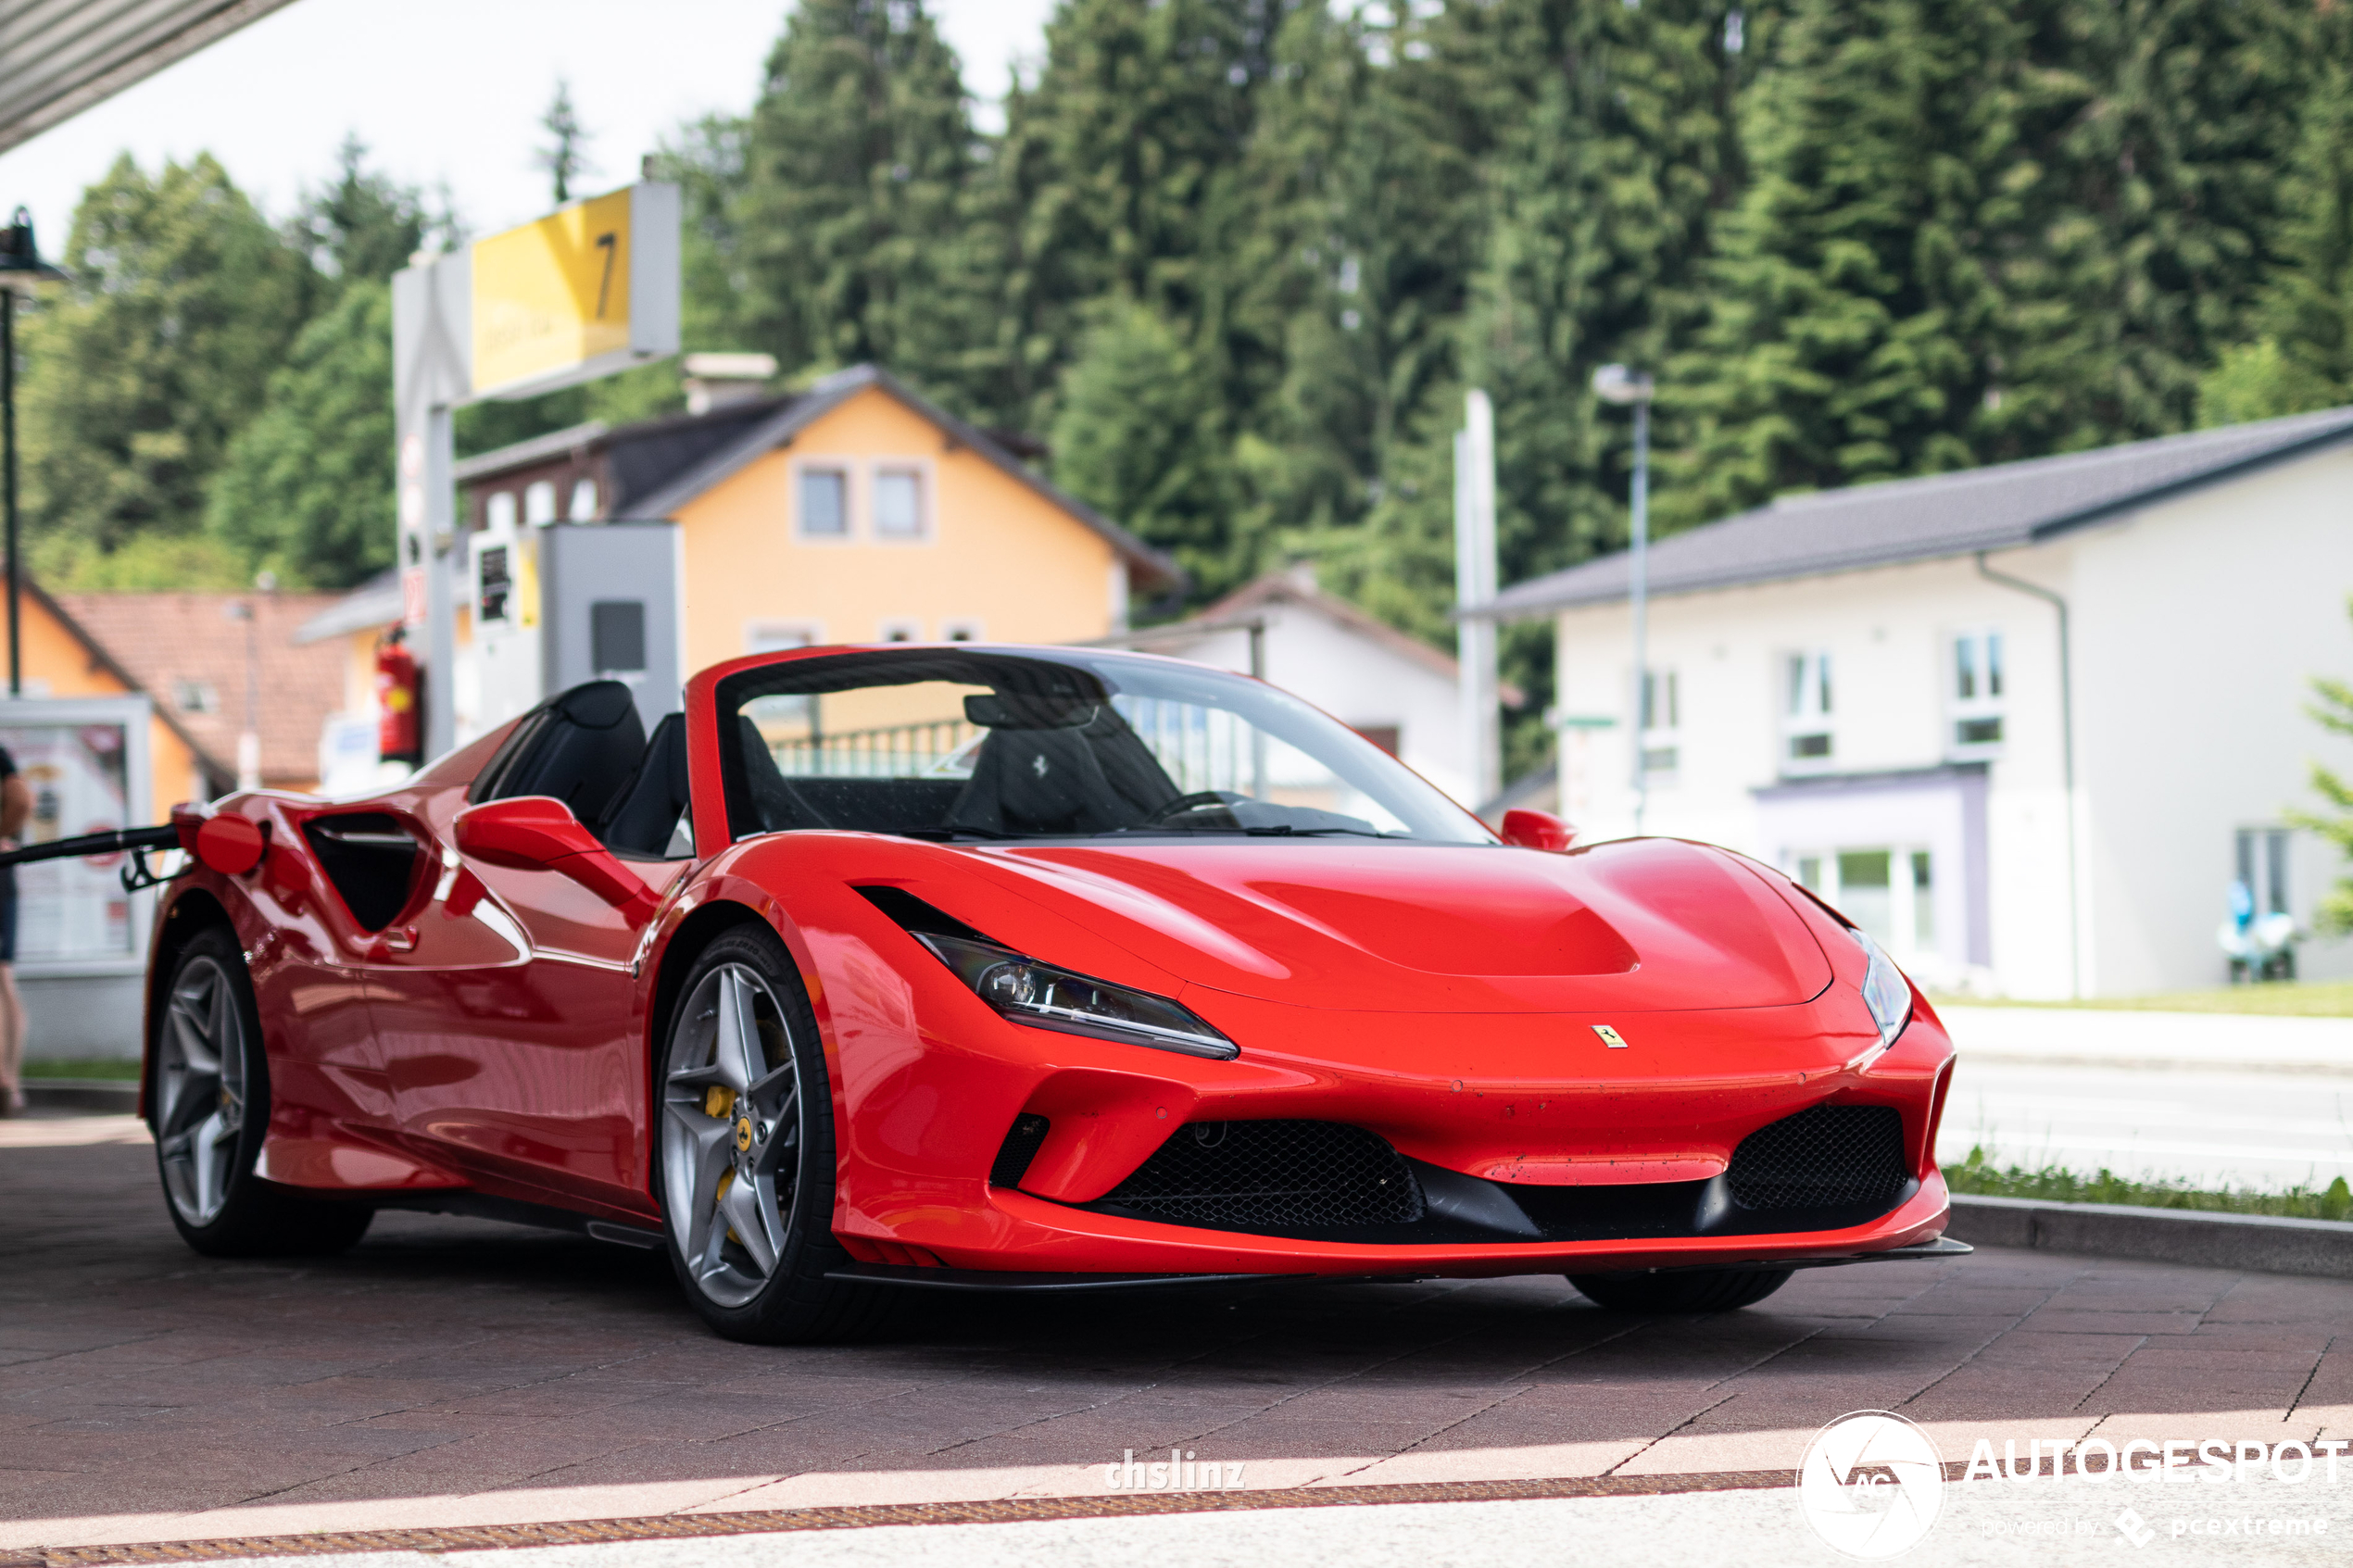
[61,645,1964,1341]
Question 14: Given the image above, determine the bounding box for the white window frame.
[940,618,984,644]
[568,477,599,521]
[1948,627,2006,757]
[522,480,559,528]
[876,618,923,645]
[1788,844,1939,962]
[868,458,936,544]
[791,458,855,542]
[1781,648,1834,773]
[484,491,518,534]
[1640,666,1680,786]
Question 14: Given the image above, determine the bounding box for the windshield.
[713,647,1494,845]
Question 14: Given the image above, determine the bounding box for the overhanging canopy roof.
[0,0,297,155]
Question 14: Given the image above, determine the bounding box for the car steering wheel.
[1147,791,1243,825]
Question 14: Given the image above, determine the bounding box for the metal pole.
[4,291,18,696]
[1629,396,1649,834]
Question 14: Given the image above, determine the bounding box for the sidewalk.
[1939,1005,2353,1074]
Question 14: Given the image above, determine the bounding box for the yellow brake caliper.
[707,1085,742,1247]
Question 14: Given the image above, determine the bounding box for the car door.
[365,685,686,1212]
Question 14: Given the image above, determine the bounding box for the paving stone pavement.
[7,1123,2353,1552]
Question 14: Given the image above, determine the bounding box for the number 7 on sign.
[594,232,617,318]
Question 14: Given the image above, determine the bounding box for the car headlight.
[913,933,1239,1060]
[1854,927,1913,1048]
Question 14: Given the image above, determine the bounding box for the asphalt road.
[1937,1007,2353,1190]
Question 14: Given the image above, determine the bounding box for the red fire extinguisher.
[375,631,422,764]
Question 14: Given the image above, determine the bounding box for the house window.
[873,465,927,540]
[523,480,558,527]
[745,622,821,655]
[2236,827,2291,916]
[1783,650,1832,768]
[569,478,599,521]
[1640,668,1680,780]
[1792,845,1936,959]
[941,619,983,643]
[877,619,921,644]
[798,466,849,538]
[171,680,219,714]
[1952,630,2005,752]
[484,491,517,533]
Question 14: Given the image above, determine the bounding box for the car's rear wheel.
[1568,1267,1793,1312]
[657,925,899,1343]
[152,926,373,1257]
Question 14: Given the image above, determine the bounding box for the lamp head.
[1591,363,1655,406]
[0,207,69,294]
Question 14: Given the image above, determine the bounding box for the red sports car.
[68,645,1963,1342]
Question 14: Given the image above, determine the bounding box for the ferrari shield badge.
[1592,1024,1629,1049]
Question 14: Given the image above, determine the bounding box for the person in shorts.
[0,746,27,1114]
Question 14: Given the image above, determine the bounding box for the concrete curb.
[22,1080,137,1114]
[1947,1192,2353,1279]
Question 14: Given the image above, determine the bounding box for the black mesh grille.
[1726,1104,1907,1211]
[990,1113,1051,1187]
[1101,1120,1423,1232]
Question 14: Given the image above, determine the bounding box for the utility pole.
[1592,364,1655,834]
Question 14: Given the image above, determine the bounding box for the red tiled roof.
[53,592,346,787]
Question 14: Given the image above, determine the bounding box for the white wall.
[2065,445,2353,993]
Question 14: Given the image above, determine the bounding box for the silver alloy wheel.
[661,963,805,1309]
[157,954,248,1226]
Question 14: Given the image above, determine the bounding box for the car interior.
[471,681,691,859]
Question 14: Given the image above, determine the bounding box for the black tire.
[1568,1267,1793,1313]
[150,926,374,1257]
[655,924,900,1344]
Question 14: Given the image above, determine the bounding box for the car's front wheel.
[1568,1268,1793,1312]
[657,925,898,1343]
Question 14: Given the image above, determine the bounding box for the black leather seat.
[950,710,1179,835]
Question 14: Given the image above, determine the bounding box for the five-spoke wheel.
[656,924,898,1342]
[148,925,372,1257]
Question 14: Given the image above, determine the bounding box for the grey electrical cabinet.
[472,521,682,735]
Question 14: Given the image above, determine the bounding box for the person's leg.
[0,962,21,1113]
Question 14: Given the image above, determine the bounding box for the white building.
[1480,408,2353,999]
[1117,566,1512,810]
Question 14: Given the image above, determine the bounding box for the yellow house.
[453,362,1183,682]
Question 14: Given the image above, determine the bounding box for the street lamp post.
[0,209,69,697]
[1592,364,1655,834]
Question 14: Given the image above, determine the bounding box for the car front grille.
[1098,1120,1424,1233]
[1725,1103,1908,1213]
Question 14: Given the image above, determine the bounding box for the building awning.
[0,0,298,156]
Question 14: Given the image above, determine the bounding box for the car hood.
[940,838,1834,1015]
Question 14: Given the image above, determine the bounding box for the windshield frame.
[708,644,1499,847]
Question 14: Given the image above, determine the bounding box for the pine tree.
[2196,16,2353,425]
[1666,0,2042,524]
[19,154,308,558]
[536,80,595,207]
[206,282,396,588]
[295,133,451,291]
[736,0,986,408]
[2032,0,2307,446]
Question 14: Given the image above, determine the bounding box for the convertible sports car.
[29,644,1965,1342]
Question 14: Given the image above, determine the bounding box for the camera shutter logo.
[1797,1410,1945,1558]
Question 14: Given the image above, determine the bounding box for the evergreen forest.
[19,0,2353,783]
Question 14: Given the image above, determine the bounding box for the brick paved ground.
[6,1121,2353,1552]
